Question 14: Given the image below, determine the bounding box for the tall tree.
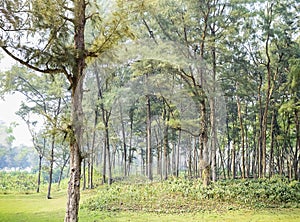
[0,0,135,220]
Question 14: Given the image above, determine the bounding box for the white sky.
[0,50,32,147]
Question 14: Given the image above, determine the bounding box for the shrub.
[82,176,300,213]
[0,171,39,194]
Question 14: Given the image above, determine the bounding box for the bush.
[0,171,39,194]
[82,176,300,213]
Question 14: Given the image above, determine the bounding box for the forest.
[0,0,299,221]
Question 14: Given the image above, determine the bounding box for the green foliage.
[0,172,41,194]
[82,177,300,213]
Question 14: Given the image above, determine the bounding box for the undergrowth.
[82,176,300,214]
[0,172,39,194]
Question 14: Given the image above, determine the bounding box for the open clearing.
[0,191,299,222]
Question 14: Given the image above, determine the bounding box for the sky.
[0,50,32,147]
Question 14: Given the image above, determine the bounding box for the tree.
[1,65,69,196]
[1,0,135,220]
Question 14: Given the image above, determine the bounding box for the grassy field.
[1,175,300,221]
[0,190,300,222]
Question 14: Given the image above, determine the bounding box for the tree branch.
[1,46,68,76]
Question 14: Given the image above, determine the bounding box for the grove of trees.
[1,0,299,221]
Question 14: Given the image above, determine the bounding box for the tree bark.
[163,106,170,180]
[175,130,181,177]
[89,109,98,189]
[47,134,55,199]
[65,0,86,220]
[231,141,236,179]
[146,95,153,180]
[294,110,300,180]
[119,102,127,177]
[58,155,70,188]
[200,95,209,187]
[236,93,245,179]
[65,84,84,222]
[36,154,43,193]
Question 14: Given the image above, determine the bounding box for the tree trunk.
[193,137,198,177]
[210,27,217,182]
[65,83,84,221]
[175,130,181,177]
[146,95,153,180]
[102,135,107,184]
[65,0,86,219]
[294,110,299,180]
[58,155,70,188]
[231,141,236,179]
[89,110,98,189]
[82,157,86,190]
[36,155,43,193]
[236,93,245,179]
[258,75,264,178]
[163,105,170,180]
[47,134,55,199]
[119,102,127,177]
[269,110,275,178]
[200,95,209,187]
[107,133,112,185]
[127,107,134,176]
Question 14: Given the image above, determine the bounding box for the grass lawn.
[0,191,299,221]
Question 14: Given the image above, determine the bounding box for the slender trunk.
[226,116,231,179]
[82,157,86,190]
[163,109,169,180]
[102,134,107,184]
[89,110,98,189]
[154,129,161,176]
[163,105,170,180]
[294,110,299,180]
[258,74,263,178]
[83,135,88,190]
[200,95,209,187]
[236,92,245,179]
[210,97,217,181]
[176,130,181,177]
[106,127,112,185]
[219,142,226,180]
[261,6,274,178]
[188,138,192,177]
[245,105,250,178]
[210,28,217,182]
[119,102,127,177]
[193,137,198,177]
[36,155,43,193]
[231,141,236,179]
[58,155,70,188]
[269,110,275,178]
[172,141,176,176]
[127,108,134,176]
[47,135,55,199]
[146,95,153,180]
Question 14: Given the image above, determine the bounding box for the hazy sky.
[0,51,32,146]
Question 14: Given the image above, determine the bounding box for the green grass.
[0,192,300,222]
[0,175,300,221]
